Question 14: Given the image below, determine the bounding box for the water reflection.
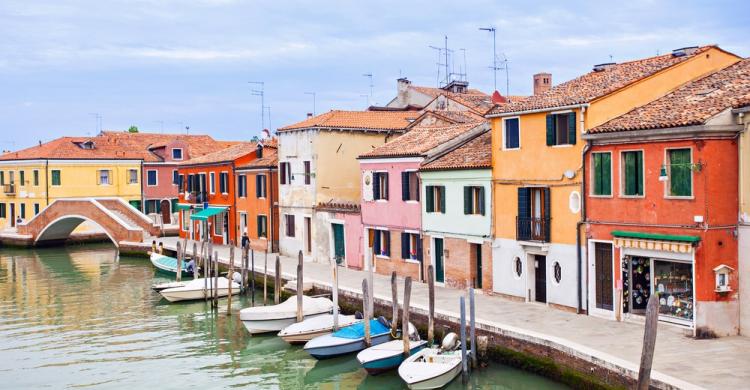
[0,244,568,389]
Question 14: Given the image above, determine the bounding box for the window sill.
[405,200,419,204]
[619,194,645,199]
[589,194,613,198]
[375,255,390,260]
[405,258,421,264]
[502,147,521,151]
[551,144,575,148]
[146,184,158,187]
[665,195,694,200]
[375,199,388,203]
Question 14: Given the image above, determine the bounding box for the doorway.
[433,238,444,283]
[470,243,482,289]
[595,242,614,310]
[534,254,547,303]
[623,256,651,315]
[10,203,15,227]
[160,200,171,224]
[239,212,247,239]
[332,223,345,264]
[305,217,312,253]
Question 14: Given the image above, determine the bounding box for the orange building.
[583,58,750,336]
[234,141,279,252]
[176,142,259,245]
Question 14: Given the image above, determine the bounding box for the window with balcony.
[517,187,550,242]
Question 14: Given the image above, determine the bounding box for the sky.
[1,0,748,150]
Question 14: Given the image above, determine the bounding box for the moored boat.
[239,296,334,335]
[149,252,193,277]
[398,333,467,389]
[304,317,392,360]
[278,313,361,344]
[159,277,240,302]
[356,323,426,375]
[151,281,186,292]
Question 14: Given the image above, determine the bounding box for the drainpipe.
[268,166,274,253]
[44,159,49,207]
[576,106,589,314]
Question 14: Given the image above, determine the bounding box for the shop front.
[614,231,699,328]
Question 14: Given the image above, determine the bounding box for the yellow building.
[485,46,740,311]
[0,135,144,229]
[738,106,750,335]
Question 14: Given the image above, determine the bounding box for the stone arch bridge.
[16,198,162,247]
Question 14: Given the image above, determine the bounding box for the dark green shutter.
[417,235,423,262]
[383,173,389,200]
[257,215,262,237]
[478,187,485,215]
[543,188,551,240]
[602,153,611,195]
[402,172,409,201]
[373,230,381,254]
[384,231,391,256]
[401,232,409,259]
[439,186,446,214]
[426,186,434,212]
[546,114,555,146]
[624,152,643,196]
[568,113,576,145]
[636,152,643,195]
[373,173,380,200]
[670,149,692,196]
[463,186,471,214]
[518,188,530,219]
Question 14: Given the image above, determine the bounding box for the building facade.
[486,46,740,312]
[234,142,279,252]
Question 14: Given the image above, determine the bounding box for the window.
[172,170,179,185]
[425,185,446,213]
[127,169,138,184]
[400,232,421,261]
[19,171,24,186]
[51,170,61,186]
[0,203,5,218]
[304,161,311,185]
[373,229,391,257]
[145,199,161,214]
[98,170,111,185]
[0,171,4,185]
[401,171,419,201]
[33,170,39,186]
[463,186,485,215]
[214,212,224,236]
[33,203,40,215]
[256,174,267,198]
[238,175,247,197]
[553,262,562,283]
[20,203,26,219]
[257,215,268,238]
[280,162,291,184]
[219,172,229,194]
[182,210,190,231]
[146,170,158,186]
[178,174,184,190]
[186,174,194,192]
[622,151,644,196]
[172,148,183,160]
[285,214,295,237]
[591,152,612,196]
[667,148,692,197]
[514,257,523,277]
[504,117,520,149]
[209,172,216,194]
[546,112,576,146]
[373,172,389,200]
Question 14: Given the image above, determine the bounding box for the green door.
[474,244,482,289]
[332,223,345,264]
[434,238,444,283]
[129,200,142,212]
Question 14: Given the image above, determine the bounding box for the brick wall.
[423,235,493,293]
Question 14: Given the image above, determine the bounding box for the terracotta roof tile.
[420,130,492,171]
[413,110,486,125]
[315,200,361,213]
[278,110,419,132]
[411,86,494,114]
[489,46,720,115]
[359,121,485,159]
[590,58,750,133]
[236,144,278,169]
[0,131,236,162]
[179,142,257,165]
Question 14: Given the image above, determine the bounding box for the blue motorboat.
[303,317,392,360]
[150,253,192,277]
[356,323,426,375]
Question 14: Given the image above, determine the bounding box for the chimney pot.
[306,113,313,118]
[533,73,552,95]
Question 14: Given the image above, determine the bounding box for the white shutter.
[362,170,373,201]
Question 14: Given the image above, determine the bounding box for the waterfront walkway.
[139,237,749,390]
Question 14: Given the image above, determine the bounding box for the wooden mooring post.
[460,295,468,384]
[251,249,256,306]
[390,272,399,337]
[362,278,371,347]
[263,250,268,305]
[470,287,476,369]
[637,294,659,390]
[332,260,339,331]
[274,255,281,305]
[428,265,435,346]
[175,241,182,282]
[203,243,210,301]
[296,251,303,322]
[192,242,198,279]
[213,250,219,308]
[227,244,234,315]
[402,276,412,357]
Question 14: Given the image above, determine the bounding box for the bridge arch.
[35,214,118,247]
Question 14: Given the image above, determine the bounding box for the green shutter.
[669,149,692,196]
[546,114,555,146]
[592,153,611,196]
[440,186,446,214]
[463,186,471,214]
[568,113,576,145]
[478,187,486,215]
[624,151,643,196]
[426,186,434,212]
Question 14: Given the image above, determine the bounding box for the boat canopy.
[190,206,227,221]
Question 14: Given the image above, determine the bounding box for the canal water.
[0,245,569,389]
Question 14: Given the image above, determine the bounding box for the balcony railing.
[3,184,15,195]
[516,216,551,242]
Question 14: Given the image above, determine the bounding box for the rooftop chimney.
[256,143,263,158]
[533,73,552,95]
[306,113,313,118]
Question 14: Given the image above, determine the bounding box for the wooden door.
[595,242,614,310]
[534,255,547,303]
[160,200,171,224]
[434,238,444,283]
[10,203,15,227]
[305,217,311,253]
[332,223,345,264]
[473,243,482,289]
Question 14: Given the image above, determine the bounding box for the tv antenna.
[249,81,265,131]
[304,92,316,116]
[362,73,373,106]
[429,35,453,87]
[88,113,102,134]
[479,26,510,96]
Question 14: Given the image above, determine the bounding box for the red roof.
[420,130,492,171]
[179,142,257,166]
[590,58,750,133]
[359,122,486,159]
[278,110,419,132]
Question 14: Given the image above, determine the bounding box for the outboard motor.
[441,332,460,351]
[232,271,243,285]
[377,316,391,328]
[407,323,421,341]
[354,311,364,319]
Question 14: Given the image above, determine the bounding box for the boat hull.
[278,315,360,344]
[160,287,238,302]
[150,253,192,277]
[306,332,391,360]
[357,340,427,375]
[398,348,468,390]
[241,312,328,335]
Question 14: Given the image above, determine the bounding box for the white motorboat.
[357,324,426,375]
[151,281,186,292]
[159,277,240,302]
[398,333,468,389]
[278,313,361,344]
[240,296,333,335]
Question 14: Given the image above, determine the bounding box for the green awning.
[190,207,227,221]
[611,230,700,243]
[175,203,192,211]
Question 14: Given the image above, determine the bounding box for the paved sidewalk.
[146,236,750,390]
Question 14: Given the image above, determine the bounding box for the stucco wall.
[360,159,422,230]
[143,164,179,200]
[420,169,491,239]
[278,130,316,260]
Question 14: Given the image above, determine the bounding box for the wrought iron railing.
[516,216,551,242]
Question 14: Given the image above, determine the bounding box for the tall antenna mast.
[444,36,449,85]
[362,73,373,106]
[304,92,316,116]
[479,26,497,92]
[429,35,453,87]
[249,81,265,130]
[88,113,102,134]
